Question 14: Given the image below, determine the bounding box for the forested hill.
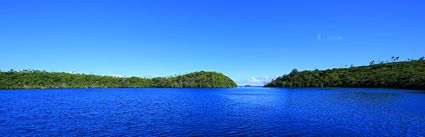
[265,60,425,90]
[150,71,237,88]
[0,71,237,89]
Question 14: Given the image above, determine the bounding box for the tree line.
[265,58,425,90]
[0,71,237,89]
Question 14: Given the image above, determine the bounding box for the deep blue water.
[1,87,425,136]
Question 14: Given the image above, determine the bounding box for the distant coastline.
[2,59,424,90]
[266,59,425,90]
[0,71,237,89]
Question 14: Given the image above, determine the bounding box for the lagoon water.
[1,87,425,136]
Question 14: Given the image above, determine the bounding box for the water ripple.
[0,88,424,136]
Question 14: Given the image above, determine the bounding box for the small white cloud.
[141,74,153,78]
[316,33,344,41]
[112,75,125,78]
[237,76,277,86]
[326,36,343,41]
[247,77,260,82]
[68,71,77,74]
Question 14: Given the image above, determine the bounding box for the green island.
[0,71,237,89]
[265,59,425,90]
[2,59,424,90]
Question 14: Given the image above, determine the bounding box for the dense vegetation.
[0,71,237,89]
[265,59,425,90]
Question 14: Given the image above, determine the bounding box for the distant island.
[0,71,237,89]
[265,59,425,90]
[2,58,424,90]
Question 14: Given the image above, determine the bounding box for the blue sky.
[1,0,424,85]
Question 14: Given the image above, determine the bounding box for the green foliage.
[265,60,425,90]
[150,71,237,88]
[0,71,236,89]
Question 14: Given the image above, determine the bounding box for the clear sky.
[1,0,424,85]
